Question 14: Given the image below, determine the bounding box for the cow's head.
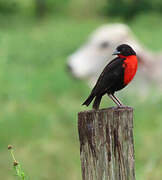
[67,23,154,86]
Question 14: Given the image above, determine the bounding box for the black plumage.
[82,57,125,109]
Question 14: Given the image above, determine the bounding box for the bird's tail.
[82,94,94,107]
[92,95,102,110]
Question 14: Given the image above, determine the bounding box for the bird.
[82,44,138,109]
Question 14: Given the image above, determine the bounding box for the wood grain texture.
[78,107,135,180]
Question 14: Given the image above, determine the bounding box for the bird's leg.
[108,94,121,106]
[112,94,124,106]
[108,94,123,106]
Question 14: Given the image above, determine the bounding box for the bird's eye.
[100,41,109,49]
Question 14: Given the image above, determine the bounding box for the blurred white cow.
[67,23,162,92]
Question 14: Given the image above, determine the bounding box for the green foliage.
[1,0,162,20]
[0,0,69,16]
[0,0,19,14]
[45,0,70,12]
[103,0,162,20]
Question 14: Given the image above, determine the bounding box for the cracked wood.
[78,107,135,180]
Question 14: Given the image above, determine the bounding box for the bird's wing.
[92,57,125,95]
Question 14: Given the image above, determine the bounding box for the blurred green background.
[0,0,162,179]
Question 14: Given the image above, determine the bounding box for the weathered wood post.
[78,107,135,180]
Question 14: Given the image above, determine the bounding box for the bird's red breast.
[120,55,138,85]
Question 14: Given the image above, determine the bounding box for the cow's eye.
[100,41,109,49]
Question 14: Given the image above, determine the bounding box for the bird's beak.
[112,50,121,55]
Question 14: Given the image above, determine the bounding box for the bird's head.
[112,44,136,57]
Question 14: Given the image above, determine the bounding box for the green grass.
[0,14,162,180]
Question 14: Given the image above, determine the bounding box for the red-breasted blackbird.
[82,44,138,109]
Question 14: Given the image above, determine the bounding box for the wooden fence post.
[78,107,135,180]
